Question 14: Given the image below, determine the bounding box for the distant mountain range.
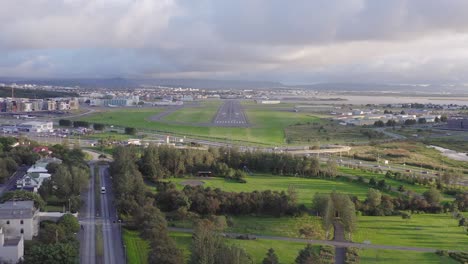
[1,77,467,94]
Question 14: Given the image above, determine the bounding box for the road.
[99,165,125,264]
[213,100,248,127]
[168,227,441,253]
[0,165,28,196]
[80,162,125,264]
[80,162,96,264]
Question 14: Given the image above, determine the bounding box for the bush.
[93,123,105,131]
[58,119,73,127]
[73,121,89,128]
[125,127,136,135]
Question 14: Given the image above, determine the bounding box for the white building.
[0,227,23,263]
[16,158,62,192]
[0,201,39,240]
[17,121,53,133]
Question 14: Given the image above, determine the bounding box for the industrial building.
[16,121,53,133]
[447,116,468,131]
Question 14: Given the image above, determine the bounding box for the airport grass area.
[123,229,150,264]
[163,101,221,123]
[167,174,372,206]
[79,102,321,145]
[354,214,466,251]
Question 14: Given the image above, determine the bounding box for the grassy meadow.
[167,174,373,206]
[354,214,466,251]
[123,229,150,264]
[79,102,321,145]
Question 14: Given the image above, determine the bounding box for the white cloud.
[2,0,468,83]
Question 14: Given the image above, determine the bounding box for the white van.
[101,187,106,194]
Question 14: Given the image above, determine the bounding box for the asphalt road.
[0,165,28,196]
[80,162,96,264]
[213,100,248,127]
[80,162,125,264]
[100,165,125,264]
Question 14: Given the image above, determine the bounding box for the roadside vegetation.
[108,144,468,263]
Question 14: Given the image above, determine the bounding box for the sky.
[2,0,468,84]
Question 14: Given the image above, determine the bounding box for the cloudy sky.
[2,0,468,84]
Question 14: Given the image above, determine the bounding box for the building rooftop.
[3,237,22,246]
[0,201,35,219]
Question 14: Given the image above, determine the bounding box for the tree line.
[138,144,334,183]
[109,146,183,263]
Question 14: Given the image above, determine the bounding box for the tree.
[51,165,73,199]
[58,119,73,127]
[189,220,224,264]
[366,188,382,208]
[0,190,45,210]
[125,127,137,135]
[215,244,253,264]
[263,248,279,264]
[311,193,329,216]
[93,123,105,131]
[23,242,78,264]
[325,159,338,178]
[58,214,80,236]
[295,244,319,264]
[423,188,442,205]
[404,119,416,125]
[373,120,385,127]
[139,146,164,181]
[440,115,448,122]
[386,120,397,127]
[324,192,357,239]
[73,120,89,128]
[418,118,427,124]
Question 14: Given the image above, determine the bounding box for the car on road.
[101,187,106,194]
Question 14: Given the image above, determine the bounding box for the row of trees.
[155,183,299,217]
[138,145,335,183]
[23,214,80,264]
[109,146,183,263]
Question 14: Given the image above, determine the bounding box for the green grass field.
[163,101,221,123]
[360,249,458,264]
[170,215,326,239]
[170,231,317,264]
[79,102,321,145]
[123,229,150,264]
[167,174,372,206]
[354,214,467,251]
[339,167,432,194]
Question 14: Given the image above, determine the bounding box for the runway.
[213,100,249,127]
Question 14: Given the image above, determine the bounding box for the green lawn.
[227,215,326,239]
[168,174,372,206]
[79,103,320,145]
[360,249,458,264]
[163,101,221,123]
[169,231,316,264]
[354,214,467,251]
[339,167,431,194]
[123,229,150,264]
